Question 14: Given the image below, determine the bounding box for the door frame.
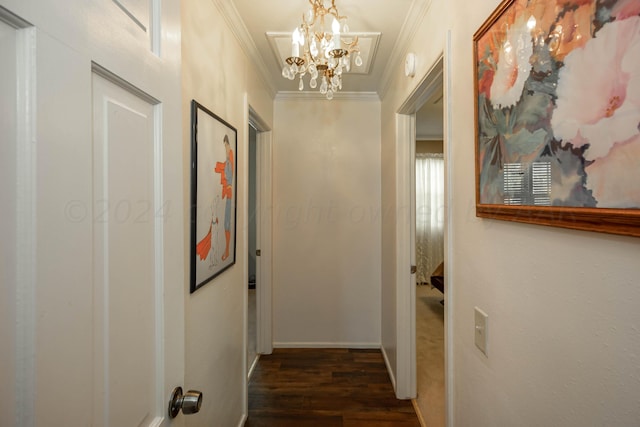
[395,32,454,426]
[2,8,37,424]
[244,101,273,368]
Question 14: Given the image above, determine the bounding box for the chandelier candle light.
[282,0,362,100]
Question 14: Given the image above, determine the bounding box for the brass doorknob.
[168,386,203,418]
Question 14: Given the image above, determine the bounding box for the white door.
[254,127,273,356]
[0,1,185,426]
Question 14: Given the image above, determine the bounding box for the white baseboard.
[381,345,397,391]
[412,398,427,427]
[272,341,381,349]
[247,354,260,381]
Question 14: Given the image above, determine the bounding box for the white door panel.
[34,28,94,426]
[0,0,160,57]
[92,73,161,427]
[112,0,151,34]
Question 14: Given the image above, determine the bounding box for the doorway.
[414,89,445,427]
[247,124,258,376]
[246,106,273,385]
[396,45,453,426]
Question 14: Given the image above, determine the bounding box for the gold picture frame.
[473,0,640,237]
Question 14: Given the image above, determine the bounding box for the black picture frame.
[190,100,238,293]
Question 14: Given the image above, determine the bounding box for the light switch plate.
[474,307,488,356]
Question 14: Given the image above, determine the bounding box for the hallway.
[246,349,420,426]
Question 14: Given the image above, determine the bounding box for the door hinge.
[256,249,261,256]
[410,265,417,274]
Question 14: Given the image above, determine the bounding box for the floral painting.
[474,0,640,237]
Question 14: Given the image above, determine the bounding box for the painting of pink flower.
[551,16,640,161]
[489,15,534,109]
[611,0,640,20]
[585,135,640,207]
[475,0,640,234]
[551,16,640,207]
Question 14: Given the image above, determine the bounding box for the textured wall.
[382,0,640,425]
[181,0,273,425]
[272,97,382,347]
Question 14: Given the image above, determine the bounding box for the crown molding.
[212,0,277,99]
[276,91,380,102]
[378,0,432,100]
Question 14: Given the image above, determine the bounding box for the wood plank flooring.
[246,348,421,427]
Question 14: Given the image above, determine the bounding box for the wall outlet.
[474,307,488,356]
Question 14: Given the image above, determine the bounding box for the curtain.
[415,153,444,284]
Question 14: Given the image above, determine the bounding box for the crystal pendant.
[320,77,328,94]
[354,53,363,67]
[310,77,317,89]
[299,77,304,91]
[327,89,334,100]
[304,8,314,25]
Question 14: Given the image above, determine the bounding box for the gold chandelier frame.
[282,0,362,99]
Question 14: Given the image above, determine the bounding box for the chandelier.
[281,0,362,100]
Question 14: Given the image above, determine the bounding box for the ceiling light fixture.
[281,0,362,100]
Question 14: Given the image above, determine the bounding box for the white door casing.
[396,52,454,425]
[255,129,274,356]
[247,106,273,358]
[396,55,445,400]
[0,15,19,427]
[2,0,184,425]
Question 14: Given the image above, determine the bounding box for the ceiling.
[229,0,426,96]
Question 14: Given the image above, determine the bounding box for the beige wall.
[181,0,273,425]
[382,0,640,425]
[381,0,448,395]
[272,96,382,347]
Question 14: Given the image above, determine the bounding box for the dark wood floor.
[246,348,421,427]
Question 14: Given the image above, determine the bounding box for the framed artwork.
[474,0,640,237]
[190,100,237,293]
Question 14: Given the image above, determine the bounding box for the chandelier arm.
[343,35,359,50]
